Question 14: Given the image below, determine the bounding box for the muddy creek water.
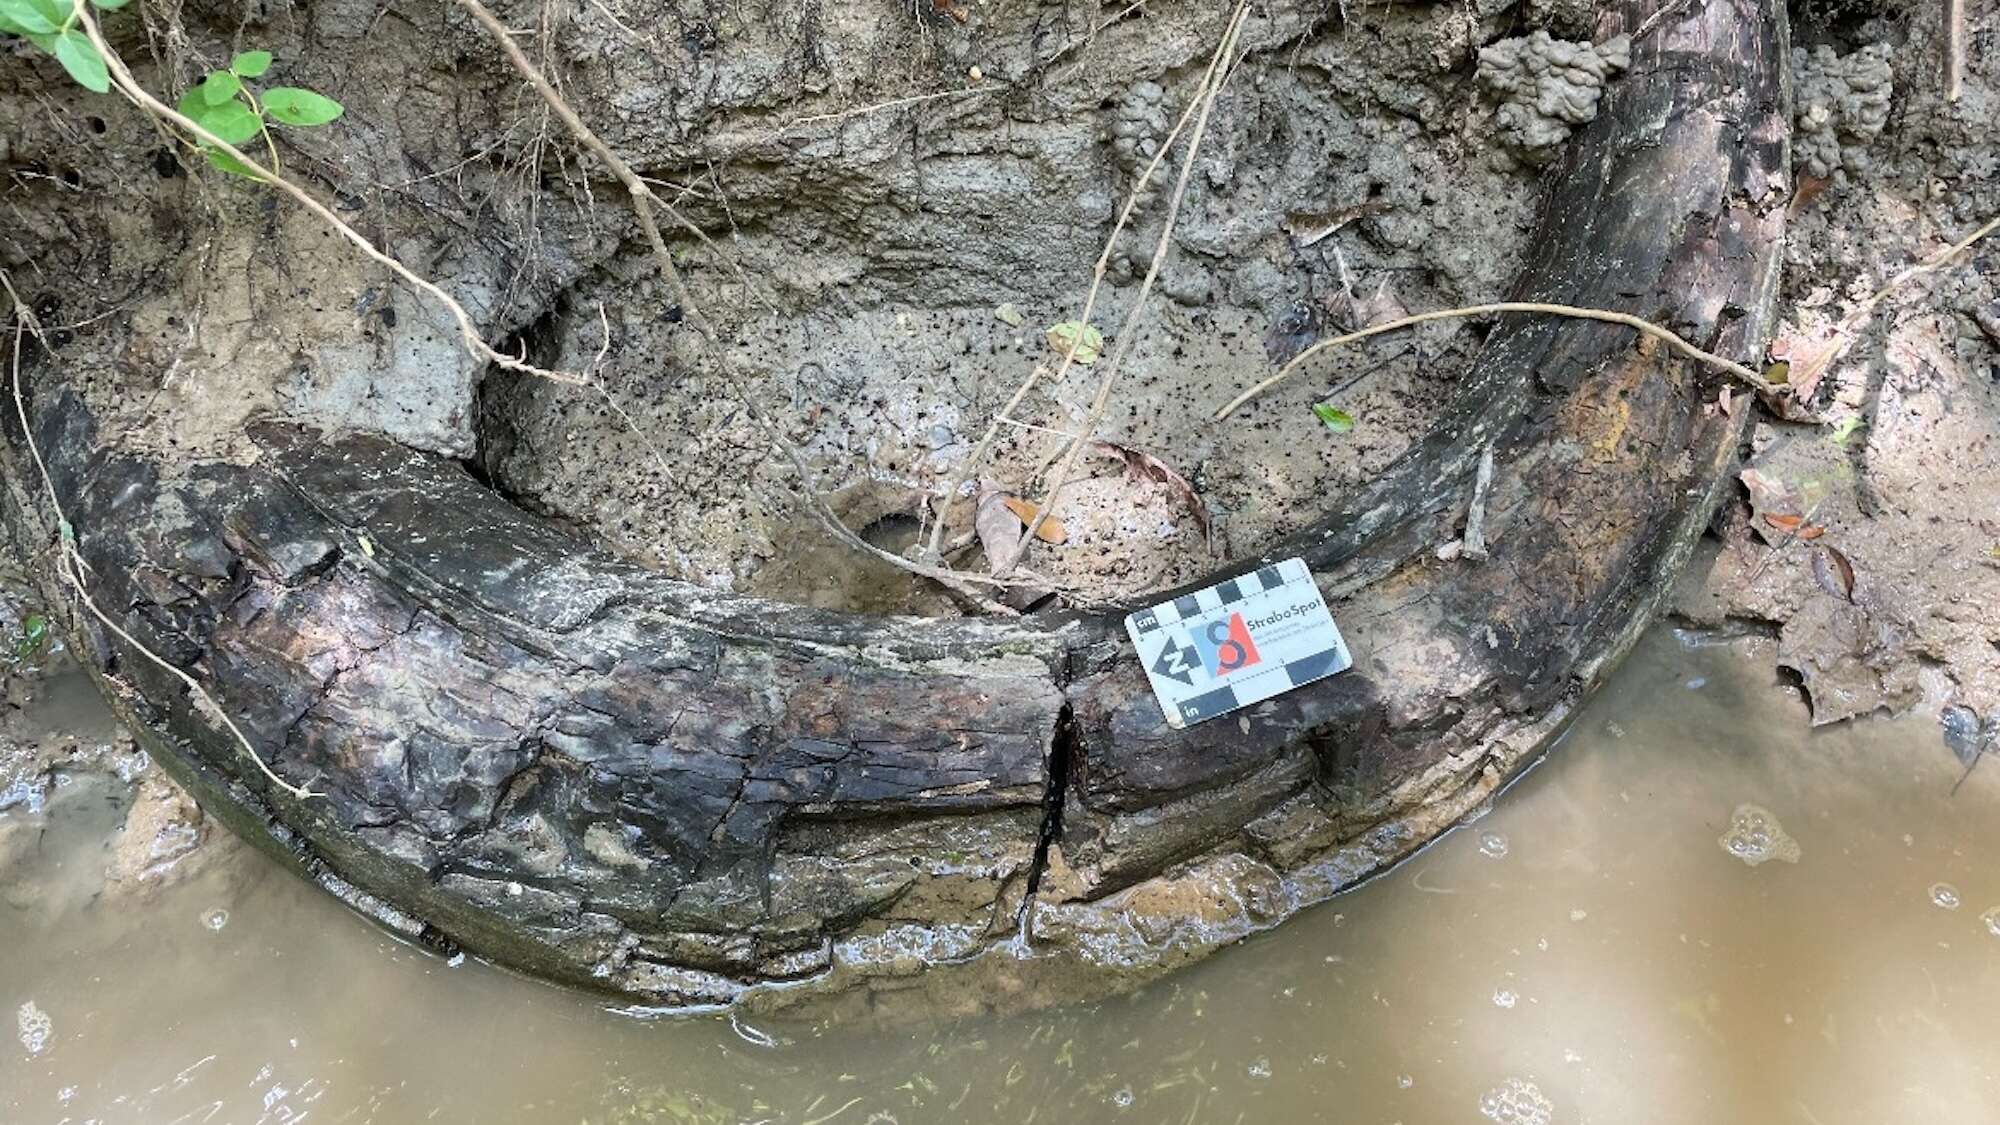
[5,626,1999,1124]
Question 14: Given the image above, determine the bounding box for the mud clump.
[1476,31,1632,168]
[1792,43,1895,182]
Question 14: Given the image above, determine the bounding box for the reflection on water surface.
[4,628,1998,1123]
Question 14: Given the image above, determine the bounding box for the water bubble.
[1718,803,1800,866]
[1247,1057,1272,1079]
[1981,907,2000,937]
[1479,1076,1553,1125]
[202,908,230,931]
[1569,908,1589,922]
[1110,1086,1134,1108]
[57,1086,75,1104]
[1479,832,1510,859]
[1930,883,1962,910]
[1493,988,1519,1009]
[1397,1074,1415,1089]
[16,1000,51,1055]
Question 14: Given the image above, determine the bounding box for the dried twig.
[1218,300,1775,420]
[923,11,1239,562]
[1000,0,1253,572]
[72,0,588,388]
[4,275,319,802]
[1946,0,1966,103]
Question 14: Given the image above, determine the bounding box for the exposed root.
[1004,0,1253,572]
[1215,301,1776,421]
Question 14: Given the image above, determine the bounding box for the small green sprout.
[176,51,343,178]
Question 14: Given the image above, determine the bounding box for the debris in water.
[1248,1057,1272,1079]
[1982,906,2000,937]
[1930,882,1962,910]
[17,999,51,1055]
[1493,988,1519,1009]
[1941,705,1984,768]
[1718,803,1801,866]
[203,908,230,931]
[1479,831,1510,859]
[1479,1076,1553,1125]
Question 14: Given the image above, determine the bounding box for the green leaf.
[0,0,59,35]
[261,86,343,126]
[1827,415,1868,446]
[51,30,109,93]
[199,69,241,105]
[229,49,272,76]
[204,147,262,178]
[187,99,263,145]
[1312,403,1356,434]
[14,613,50,661]
[90,0,131,8]
[23,0,63,27]
[1044,320,1103,366]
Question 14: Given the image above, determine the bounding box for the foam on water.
[1479,1076,1553,1125]
[1930,883,1962,909]
[1718,803,1801,866]
[1479,831,1510,858]
[16,999,50,1055]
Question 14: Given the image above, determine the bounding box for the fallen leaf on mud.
[1284,201,1390,248]
[1765,513,1827,539]
[1265,299,1324,366]
[975,489,1026,573]
[1090,440,1213,550]
[1351,280,1409,328]
[999,496,1068,544]
[1789,174,1831,214]
[1813,545,1856,603]
[1740,468,1796,512]
[1762,332,1845,420]
[1046,321,1103,365]
[994,302,1025,328]
[1827,415,1868,445]
[1313,403,1357,433]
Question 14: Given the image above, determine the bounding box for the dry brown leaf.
[1090,440,1213,550]
[1284,201,1391,248]
[1000,496,1068,544]
[1764,513,1804,533]
[1761,332,1846,421]
[1813,545,1856,603]
[1789,174,1831,214]
[974,489,1025,574]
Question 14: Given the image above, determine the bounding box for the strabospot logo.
[1193,612,1261,677]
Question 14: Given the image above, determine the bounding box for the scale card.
[1124,557,1351,729]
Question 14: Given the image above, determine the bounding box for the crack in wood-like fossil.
[0,0,1788,1019]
